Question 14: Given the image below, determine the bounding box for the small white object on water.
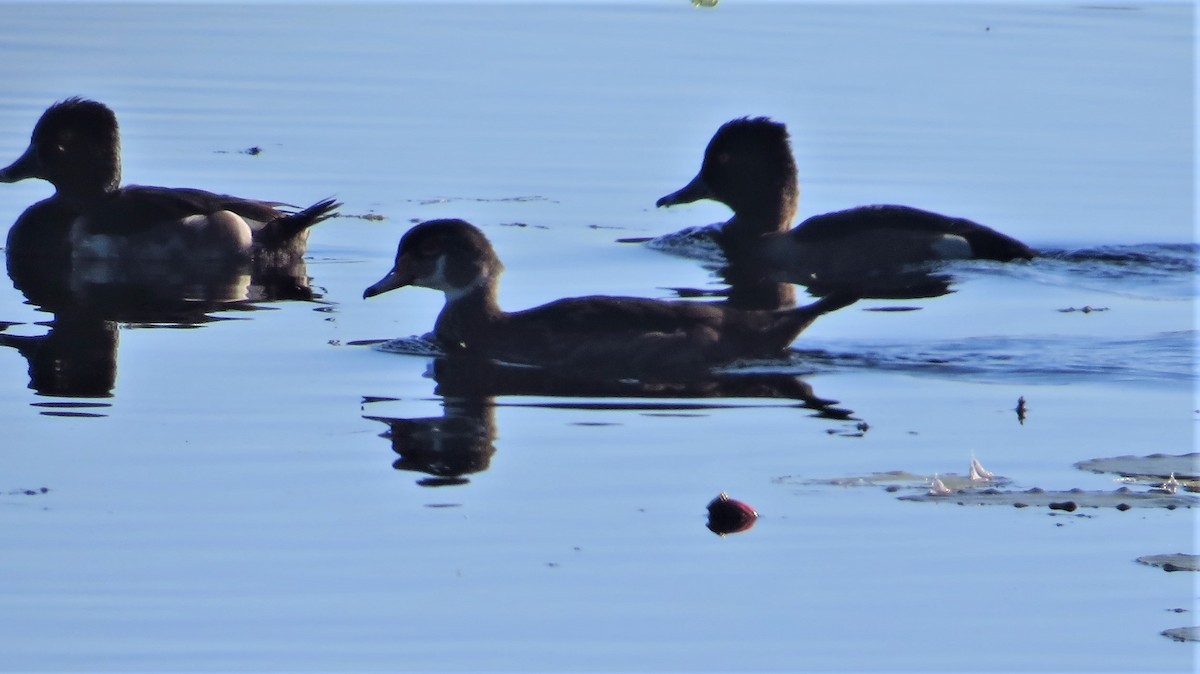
[969,456,993,482]
[928,475,952,496]
[1160,472,1180,494]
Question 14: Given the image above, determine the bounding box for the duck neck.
[719,187,796,244]
[433,281,503,354]
[55,160,120,210]
[718,211,791,259]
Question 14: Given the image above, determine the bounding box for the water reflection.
[1,221,318,405]
[364,356,854,486]
[367,398,496,488]
[632,226,955,307]
[0,309,117,398]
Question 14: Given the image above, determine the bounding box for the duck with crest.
[0,97,339,264]
[364,219,858,379]
[656,117,1034,296]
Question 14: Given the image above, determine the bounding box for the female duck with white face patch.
[364,219,858,381]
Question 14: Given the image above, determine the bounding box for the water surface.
[0,2,1194,672]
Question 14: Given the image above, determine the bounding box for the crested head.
[704,117,796,183]
[698,116,799,229]
[363,219,504,301]
[0,97,122,195]
[36,98,119,144]
[710,116,791,153]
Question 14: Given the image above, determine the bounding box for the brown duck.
[364,219,857,379]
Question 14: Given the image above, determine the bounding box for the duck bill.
[363,265,416,299]
[0,143,43,183]
[655,172,711,208]
[364,253,424,298]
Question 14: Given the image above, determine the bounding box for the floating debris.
[4,487,49,496]
[706,492,757,536]
[928,475,952,496]
[1015,396,1027,424]
[969,455,993,482]
[214,145,264,155]
[801,465,1009,491]
[341,212,386,221]
[1157,473,1181,495]
[1136,553,1199,572]
[1057,305,1109,313]
[1161,626,1198,642]
[901,486,1196,510]
[1074,453,1199,492]
[373,336,446,357]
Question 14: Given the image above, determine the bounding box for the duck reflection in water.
[363,356,854,486]
[2,218,323,401]
[648,117,1033,303]
[0,99,339,401]
[0,309,117,398]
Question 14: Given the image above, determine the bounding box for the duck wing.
[82,186,285,234]
[85,187,337,247]
[494,293,856,376]
[497,296,732,374]
[792,204,1034,261]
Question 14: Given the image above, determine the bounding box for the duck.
[363,219,857,379]
[0,97,339,263]
[655,117,1034,291]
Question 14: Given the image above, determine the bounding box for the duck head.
[656,116,798,230]
[363,219,503,300]
[0,98,121,201]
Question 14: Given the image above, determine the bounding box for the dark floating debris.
[213,145,264,155]
[1015,396,1027,424]
[1057,305,1109,313]
[900,486,1196,510]
[342,212,386,221]
[6,487,49,496]
[1162,626,1199,643]
[1136,553,1199,573]
[707,492,757,536]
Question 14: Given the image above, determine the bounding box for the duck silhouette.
[0,98,338,264]
[656,117,1033,297]
[364,219,857,379]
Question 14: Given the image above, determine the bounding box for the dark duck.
[656,117,1034,296]
[363,219,857,379]
[0,98,339,263]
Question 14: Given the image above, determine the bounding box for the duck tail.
[960,227,1036,261]
[775,291,859,341]
[259,197,341,246]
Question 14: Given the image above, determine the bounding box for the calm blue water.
[0,3,1195,672]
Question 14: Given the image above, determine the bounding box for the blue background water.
[0,2,1194,672]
